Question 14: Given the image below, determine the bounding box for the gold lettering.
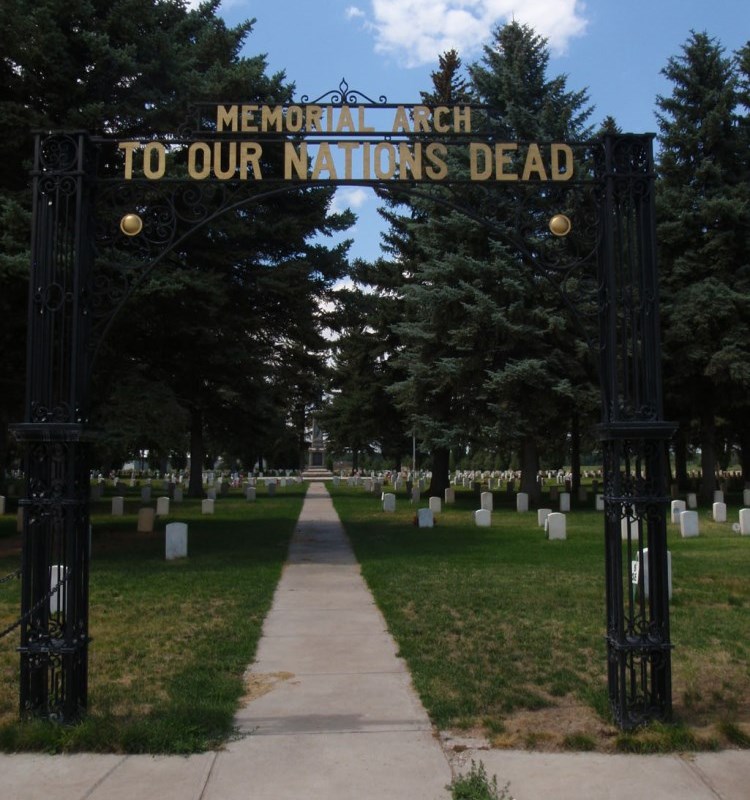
[454,106,472,132]
[306,105,323,132]
[188,143,211,180]
[551,143,574,181]
[425,143,448,180]
[338,142,360,179]
[358,106,374,132]
[240,105,258,133]
[392,106,410,133]
[216,105,238,132]
[412,106,431,132]
[286,106,304,132]
[237,142,262,179]
[433,107,451,133]
[374,143,396,179]
[496,143,518,181]
[143,142,166,179]
[212,142,236,180]
[261,106,284,132]
[521,143,548,181]
[311,143,337,179]
[362,143,371,179]
[336,106,355,132]
[469,143,492,180]
[398,143,421,180]
[284,142,307,179]
[118,141,139,180]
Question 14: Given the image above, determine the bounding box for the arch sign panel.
[116,101,577,185]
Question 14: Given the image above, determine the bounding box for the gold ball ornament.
[549,214,572,237]
[120,213,143,236]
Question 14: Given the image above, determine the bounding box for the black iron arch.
[12,104,673,731]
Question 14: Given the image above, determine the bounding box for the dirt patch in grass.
[241,671,295,703]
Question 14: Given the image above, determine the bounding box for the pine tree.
[656,31,750,500]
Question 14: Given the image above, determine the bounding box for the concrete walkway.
[2,481,749,799]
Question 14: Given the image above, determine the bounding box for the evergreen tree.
[0,0,354,487]
[656,31,750,500]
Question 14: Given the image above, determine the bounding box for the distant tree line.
[322,26,750,504]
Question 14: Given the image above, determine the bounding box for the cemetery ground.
[0,480,748,756]
[328,485,750,754]
[0,483,305,753]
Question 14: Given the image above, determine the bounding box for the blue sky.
[214,0,749,262]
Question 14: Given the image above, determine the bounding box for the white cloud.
[345,6,366,19]
[330,187,370,215]
[361,0,587,67]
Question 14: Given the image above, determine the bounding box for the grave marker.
[474,508,491,527]
[546,512,566,540]
[679,510,699,538]
[165,522,188,560]
[137,508,155,533]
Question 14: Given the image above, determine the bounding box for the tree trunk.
[739,423,750,486]
[520,438,541,506]
[673,423,689,491]
[699,405,716,504]
[570,412,581,498]
[428,446,450,497]
[188,407,204,497]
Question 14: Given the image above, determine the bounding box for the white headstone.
[595,494,605,511]
[537,508,552,528]
[246,486,256,502]
[207,488,217,500]
[634,548,672,600]
[670,499,686,523]
[559,492,571,512]
[49,565,68,614]
[679,510,699,538]
[111,496,124,516]
[516,492,529,512]
[444,487,455,504]
[687,493,697,509]
[480,492,493,512]
[474,508,491,527]
[417,508,434,528]
[383,493,396,513]
[137,507,155,533]
[165,522,188,560]
[173,487,183,503]
[621,517,639,541]
[411,487,421,504]
[429,496,442,514]
[546,512,566,540]
[364,477,373,492]
[202,498,215,515]
[739,508,750,535]
[267,482,276,496]
[744,489,750,507]
[156,496,170,516]
[712,502,727,523]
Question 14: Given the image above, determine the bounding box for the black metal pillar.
[11,133,95,722]
[597,134,675,729]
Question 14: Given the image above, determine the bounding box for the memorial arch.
[12,81,674,730]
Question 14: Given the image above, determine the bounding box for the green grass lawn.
[330,485,750,752]
[0,482,304,753]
